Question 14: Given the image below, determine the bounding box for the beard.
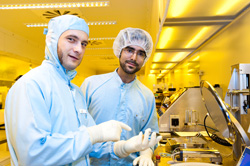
[120,59,141,74]
[57,47,64,66]
[57,47,81,71]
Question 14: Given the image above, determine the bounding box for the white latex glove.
[87,120,131,144]
[114,128,162,158]
[133,148,154,166]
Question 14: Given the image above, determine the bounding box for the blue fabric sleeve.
[5,79,93,165]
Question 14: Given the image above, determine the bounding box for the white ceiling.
[0,0,153,75]
[1,0,250,78]
[154,0,250,78]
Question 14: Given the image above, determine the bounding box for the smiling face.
[57,30,88,71]
[119,45,145,75]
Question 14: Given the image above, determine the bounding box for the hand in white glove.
[87,120,131,144]
[133,148,154,166]
[114,128,162,158]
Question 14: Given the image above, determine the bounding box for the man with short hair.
[81,28,159,166]
[5,16,161,166]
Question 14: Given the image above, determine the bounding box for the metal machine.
[225,64,250,115]
[158,87,223,164]
[157,73,250,165]
[201,80,250,160]
[171,148,222,164]
[224,64,250,158]
[159,87,216,132]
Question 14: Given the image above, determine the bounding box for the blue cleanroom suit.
[81,70,159,165]
[4,15,115,166]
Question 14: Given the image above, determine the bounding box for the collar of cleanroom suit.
[4,15,107,166]
[81,69,159,165]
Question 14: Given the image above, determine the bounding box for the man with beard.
[81,28,159,166]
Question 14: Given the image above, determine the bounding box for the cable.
[197,123,219,132]
[204,113,232,146]
[171,151,181,162]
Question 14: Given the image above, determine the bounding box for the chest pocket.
[78,109,90,126]
[72,88,90,127]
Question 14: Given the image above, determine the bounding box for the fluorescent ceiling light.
[158,27,174,49]
[195,64,200,68]
[153,53,164,62]
[151,63,176,70]
[191,56,200,61]
[88,21,116,25]
[169,0,193,17]
[171,52,188,61]
[188,69,197,73]
[26,23,48,27]
[148,74,155,77]
[157,73,165,77]
[151,64,157,69]
[153,51,192,62]
[216,0,239,15]
[0,1,109,10]
[165,63,175,69]
[185,27,209,48]
[161,70,168,74]
[150,70,160,74]
[150,69,168,74]
[25,21,116,27]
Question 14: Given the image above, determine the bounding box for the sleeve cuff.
[111,142,122,160]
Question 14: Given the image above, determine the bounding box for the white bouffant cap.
[113,28,153,66]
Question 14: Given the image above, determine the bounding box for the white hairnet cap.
[113,28,153,66]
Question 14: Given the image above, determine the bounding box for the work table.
[153,137,237,166]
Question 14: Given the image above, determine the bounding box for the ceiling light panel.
[25,21,116,28]
[166,0,249,18]
[216,0,249,16]
[151,63,176,70]
[156,25,222,49]
[87,21,116,26]
[149,69,169,74]
[153,52,191,62]
[157,27,174,49]
[149,69,169,75]
[0,1,110,10]
[157,73,166,77]
[184,27,210,48]
[161,70,169,74]
[150,70,160,74]
[187,62,200,69]
[168,0,193,18]
[189,55,200,62]
[25,23,48,27]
